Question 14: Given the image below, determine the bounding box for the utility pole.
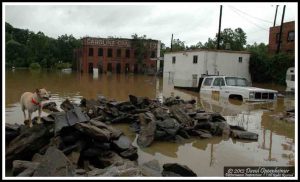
[273,5,279,27]
[217,5,223,50]
[276,5,286,54]
[171,34,173,51]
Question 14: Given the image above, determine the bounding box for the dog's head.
[36,88,51,101]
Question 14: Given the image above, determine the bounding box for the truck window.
[213,78,219,86]
[220,78,225,86]
[225,77,249,87]
[203,78,213,86]
[213,78,225,86]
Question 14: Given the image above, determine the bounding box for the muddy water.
[5,69,295,177]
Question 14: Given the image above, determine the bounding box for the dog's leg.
[22,106,26,122]
[28,111,32,127]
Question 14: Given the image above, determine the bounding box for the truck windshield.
[225,77,249,87]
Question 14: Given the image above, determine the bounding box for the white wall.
[163,50,251,87]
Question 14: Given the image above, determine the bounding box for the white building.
[163,49,251,88]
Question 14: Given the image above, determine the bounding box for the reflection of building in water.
[261,112,295,139]
[261,129,277,162]
[281,138,295,166]
[260,111,295,164]
[192,137,223,167]
[138,141,182,158]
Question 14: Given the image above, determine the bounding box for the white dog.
[20,88,50,127]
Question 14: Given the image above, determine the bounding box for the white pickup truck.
[199,76,278,102]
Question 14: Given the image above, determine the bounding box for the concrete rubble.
[5,94,259,177]
[269,109,295,123]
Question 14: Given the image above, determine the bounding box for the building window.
[151,51,156,58]
[108,49,113,58]
[89,48,93,56]
[117,49,121,57]
[287,31,294,42]
[126,49,130,58]
[238,57,242,63]
[172,56,176,64]
[98,48,103,57]
[193,55,198,64]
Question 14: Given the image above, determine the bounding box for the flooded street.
[5,69,295,176]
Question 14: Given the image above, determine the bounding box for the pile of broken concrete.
[269,109,295,123]
[5,95,258,177]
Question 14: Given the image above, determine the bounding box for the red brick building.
[74,37,160,74]
[268,21,295,54]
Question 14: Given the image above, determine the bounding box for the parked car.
[199,75,278,102]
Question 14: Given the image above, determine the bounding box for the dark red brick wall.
[268,21,295,54]
[76,37,158,73]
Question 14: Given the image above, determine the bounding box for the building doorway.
[107,63,112,73]
[88,63,93,74]
[125,64,130,73]
[142,64,147,73]
[98,64,103,74]
[116,63,121,74]
[134,64,138,73]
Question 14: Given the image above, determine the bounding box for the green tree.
[57,34,81,64]
[190,28,247,50]
[171,39,185,51]
[189,41,204,50]
[248,42,294,85]
[5,22,14,34]
[203,38,217,49]
[269,53,294,84]
[6,39,27,67]
[5,22,83,69]
[246,42,268,54]
[215,28,247,50]
[131,33,147,70]
[12,28,30,45]
[29,62,41,70]
[232,28,247,50]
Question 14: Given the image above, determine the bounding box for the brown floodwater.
[5,69,295,177]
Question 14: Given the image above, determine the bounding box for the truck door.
[200,77,213,95]
[211,77,225,100]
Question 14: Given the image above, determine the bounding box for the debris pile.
[5,94,259,177]
[269,109,295,123]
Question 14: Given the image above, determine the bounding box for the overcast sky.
[4,2,297,47]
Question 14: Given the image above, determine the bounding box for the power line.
[228,6,269,31]
[229,5,273,24]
